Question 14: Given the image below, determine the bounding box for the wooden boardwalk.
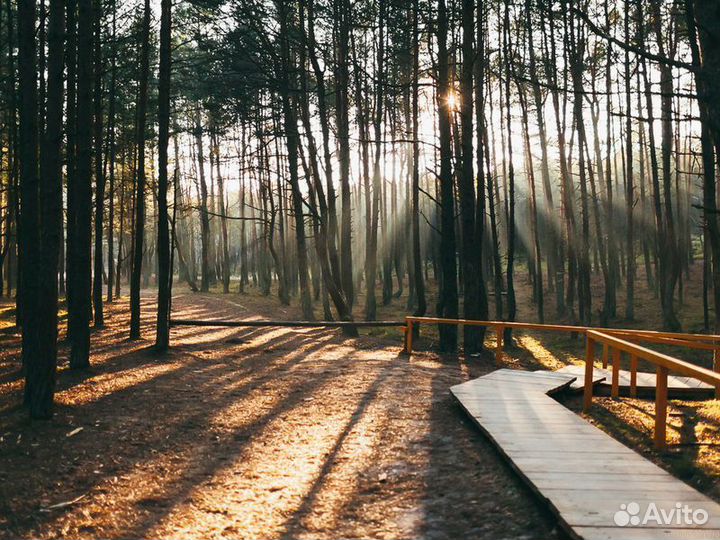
[451,369,720,540]
[553,364,715,396]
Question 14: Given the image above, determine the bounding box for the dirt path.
[0,293,562,539]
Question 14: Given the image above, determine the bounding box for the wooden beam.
[405,321,413,354]
[602,344,609,369]
[583,337,596,412]
[655,366,669,451]
[611,348,621,398]
[170,319,405,328]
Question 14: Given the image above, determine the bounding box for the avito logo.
[614,501,710,527]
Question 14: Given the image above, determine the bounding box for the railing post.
[602,343,609,369]
[654,366,668,451]
[630,355,638,398]
[583,335,596,412]
[496,325,504,367]
[406,320,414,355]
[611,348,621,398]
[714,347,720,399]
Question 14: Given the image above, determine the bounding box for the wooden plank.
[508,458,665,475]
[545,365,605,390]
[525,473,685,491]
[451,368,720,540]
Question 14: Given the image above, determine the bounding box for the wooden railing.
[584,330,720,450]
[403,316,720,450]
[404,316,720,364]
[170,318,405,328]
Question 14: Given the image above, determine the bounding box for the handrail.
[403,316,720,450]
[584,330,720,450]
[403,316,720,366]
[586,330,720,386]
[404,316,720,343]
[169,319,405,328]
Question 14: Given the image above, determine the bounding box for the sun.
[446,91,459,111]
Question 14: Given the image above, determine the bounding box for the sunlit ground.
[0,289,559,539]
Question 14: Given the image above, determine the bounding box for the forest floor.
[0,291,562,540]
[0,263,718,538]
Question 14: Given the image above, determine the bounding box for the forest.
[1,0,720,537]
[5,0,720,416]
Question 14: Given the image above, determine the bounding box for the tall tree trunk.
[91,0,104,327]
[17,0,40,363]
[602,0,618,320]
[436,0,458,352]
[458,0,482,351]
[115,147,126,298]
[649,0,681,331]
[212,134,230,293]
[411,0,426,323]
[687,0,720,332]
[517,79,544,323]
[336,0,354,308]
[155,0,172,351]
[568,11,591,325]
[17,0,41,415]
[32,0,64,417]
[69,0,93,367]
[106,0,116,304]
[305,0,342,294]
[65,0,77,334]
[195,114,211,293]
[624,0,635,320]
[129,0,150,339]
[276,1,313,319]
[503,1,517,341]
[474,0,489,338]
[364,0,385,321]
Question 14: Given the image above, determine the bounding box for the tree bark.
[436,0,458,352]
[91,0,104,327]
[129,0,150,339]
[68,0,93,366]
[155,0,172,351]
[411,0,426,322]
[335,0,354,308]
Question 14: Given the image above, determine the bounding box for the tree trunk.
[503,2,517,341]
[336,0,354,308]
[68,0,93,366]
[212,134,230,294]
[688,0,720,331]
[411,0,426,323]
[155,0,171,351]
[129,0,150,339]
[195,114,211,293]
[106,0,116,304]
[436,0,458,352]
[364,0,384,321]
[91,0,104,327]
[458,0,482,352]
